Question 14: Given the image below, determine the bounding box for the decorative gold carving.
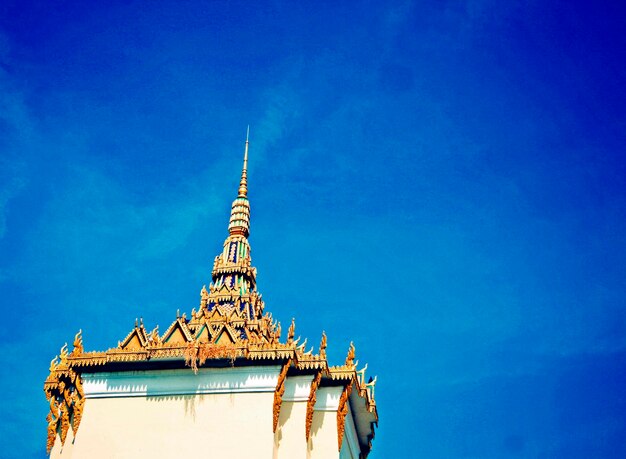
[49,357,58,373]
[46,396,60,454]
[184,342,239,374]
[44,357,85,454]
[59,403,70,445]
[71,396,84,436]
[287,318,295,344]
[337,383,353,451]
[72,376,85,435]
[273,359,291,433]
[345,341,355,366]
[319,331,327,360]
[149,325,160,344]
[59,343,68,365]
[119,321,150,350]
[198,285,209,310]
[161,318,193,344]
[305,371,322,441]
[72,329,83,355]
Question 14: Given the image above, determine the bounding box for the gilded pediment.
[161,318,193,344]
[119,322,149,350]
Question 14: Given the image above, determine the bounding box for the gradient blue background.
[1,1,625,458]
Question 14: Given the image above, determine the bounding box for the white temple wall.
[51,367,279,459]
[308,386,358,459]
[49,367,360,459]
[54,392,275,458]
[273,375,313,459]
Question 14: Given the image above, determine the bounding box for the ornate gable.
[161,317,193,344]
[194,322,213,342]
[119,321,149,350]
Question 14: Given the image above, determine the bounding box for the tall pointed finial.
[238,126,249,198]
[228,127,252,237]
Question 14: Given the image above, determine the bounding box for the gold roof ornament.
[320,331,328,360]
[345,341,356,366]
[49,357,58,373]
[200,285,209,308]
[72,330,83,355]
[287,317,295,344]
[59,343,68,365]
[43,131,378,456]
[228,125,251,238]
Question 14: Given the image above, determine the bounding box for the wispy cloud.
[0,157,27,240]
[13,163,222,283]
[0,35,32,240]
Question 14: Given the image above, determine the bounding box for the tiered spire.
[228,126,251,237]
[193,128,264,327]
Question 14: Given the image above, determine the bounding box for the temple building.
[43,134,378,458]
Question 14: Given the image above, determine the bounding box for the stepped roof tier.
[44,132,378,457]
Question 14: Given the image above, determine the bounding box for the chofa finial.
[72,329,84,354]
[319,331,327,359]
[345,341,356,366]
[287,318,295,344]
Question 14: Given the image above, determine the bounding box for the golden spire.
[228,127,252,237]
[238,125,249,198]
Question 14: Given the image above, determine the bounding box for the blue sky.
[1,1,625,457]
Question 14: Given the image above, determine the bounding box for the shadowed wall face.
[58,393,275,457]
